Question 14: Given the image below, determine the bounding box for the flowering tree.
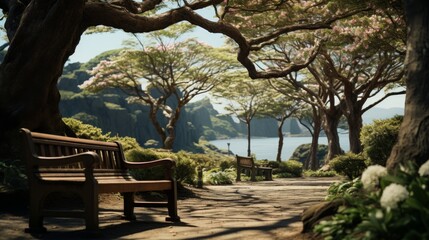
[213,74,267,157]
[80,28,238,149]
[246,2,405,158]
[258,84,301,162]
[0,0,368,159]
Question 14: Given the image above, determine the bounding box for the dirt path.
[0,177,339,240]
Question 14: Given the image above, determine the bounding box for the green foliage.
[59,90,76,100]
[104,102,125,110]
[110,135,141,152]
[203,168,235,185]
[175,152,197,184]
[274,160,303,178]
[325,178,363,201]
[71,112,99,126]
[315,161,429,240]
[360,115,403,166]
[64,117,110,141]
[64,118,141,152]
[267,160,280,169]
[126,148,168,180]
[303,170,337,178]
[0,159,27,191]
[290,144,328,168]
[329,153,367,180]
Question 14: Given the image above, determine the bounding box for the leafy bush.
[360,115,403,166]
[64,118,141,151]
[325,178,363,201]
[303,170,337,178]
[63,118,110,141]
[175,153,197,185]
[267,161,280,169]
[126,148,168,180]
[274,160,303,177]
[315,161,429,240]
[329,153,367,180]
[204,168,235,185]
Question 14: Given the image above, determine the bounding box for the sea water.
[209,134,350,161]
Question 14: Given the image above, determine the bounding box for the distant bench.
[235,155,273,181]
[20,128,180,233]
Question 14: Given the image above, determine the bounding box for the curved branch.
[362,90,406,113]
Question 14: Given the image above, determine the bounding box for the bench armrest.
[124,158,175,179]
[33,152,100,179]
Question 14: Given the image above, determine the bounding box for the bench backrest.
[236,155,255,168]
[21,128,126,170]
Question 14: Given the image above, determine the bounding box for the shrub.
[175,154,197,185]
[303,170,337,178]
[63,118,110,141]
[204,168,235,185]
[64,118,141,152]
[275,160,303,177]
[126,149,166,180]
[360,115,403,166]
[329,153,367,180]
[267,160,280,169]
[315,161,429,240]
[219,160,235,170]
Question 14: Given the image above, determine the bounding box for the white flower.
[418,160,429,177]
[361,165,388,190]
[375,210,383,219]
[380,183,409,209]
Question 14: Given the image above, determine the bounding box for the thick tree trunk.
[346,109,363,154]
[387,1,429,170]
[276,119,286,162]
[323,112,342,162]
[0,0,85,157]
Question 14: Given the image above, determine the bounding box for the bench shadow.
[29,220,194,240]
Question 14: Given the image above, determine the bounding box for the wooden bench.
[20,128,180,233]
[235,155,273,181]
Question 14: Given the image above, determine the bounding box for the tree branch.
[362,90,406,113]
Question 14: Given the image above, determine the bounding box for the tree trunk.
[148,104,167,148]
[309,113,322,170]
[323,112,342,162]
[164,105,183,150]
[346,109,363,154]
[247,120,251,157]
[0,0,85,157]
[276,119,286,162]
[387,1,429,170]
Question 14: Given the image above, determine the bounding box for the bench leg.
[26,191,47,234]
[265,170,273,181]
[84,191,99,231]
[236,167,241,181]
[251,168,256,181]
[123,192,136,221]
[165,181,180,222]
